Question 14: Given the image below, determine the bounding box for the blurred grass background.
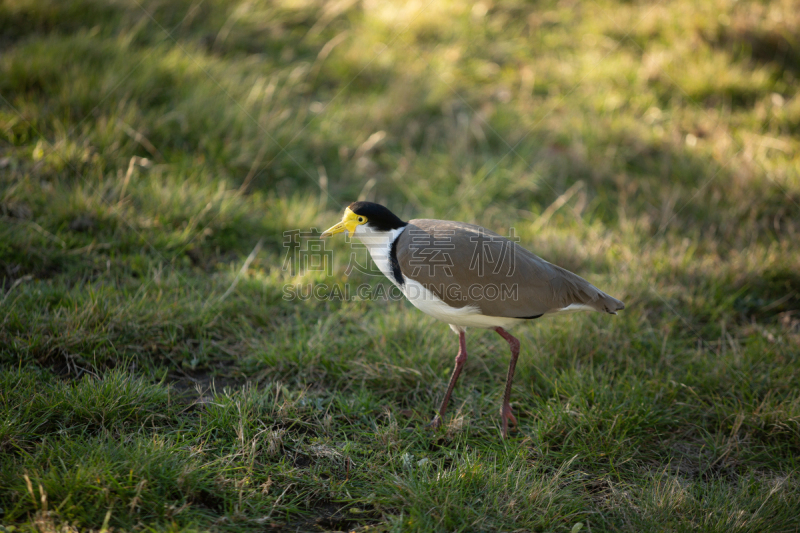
[1,0,799,531]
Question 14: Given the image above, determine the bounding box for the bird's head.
[321,201,406,237]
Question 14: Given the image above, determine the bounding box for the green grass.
[1,0,799,530]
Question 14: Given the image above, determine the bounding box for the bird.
[321,201,624,438]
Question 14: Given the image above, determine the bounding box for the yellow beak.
[321,208,358,237]
[321,221,347,237]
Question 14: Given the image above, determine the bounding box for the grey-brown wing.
[395,219,624,317]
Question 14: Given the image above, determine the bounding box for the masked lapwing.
[322,201,624,438]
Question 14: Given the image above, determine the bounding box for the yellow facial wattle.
[321,207,367,237]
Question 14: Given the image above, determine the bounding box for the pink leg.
[429,331,467,429]
[495,327,520,438]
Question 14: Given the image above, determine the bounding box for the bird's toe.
[500,404,518,438]
[426,415,443,431]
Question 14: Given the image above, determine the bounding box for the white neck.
[353,225,406,284]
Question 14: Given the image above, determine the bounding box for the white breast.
[401,277,524,332]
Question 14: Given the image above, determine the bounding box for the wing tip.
[604,298,625,315]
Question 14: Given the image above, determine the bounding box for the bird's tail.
[597,292,625,315]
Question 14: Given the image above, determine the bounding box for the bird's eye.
[358,217,364,222]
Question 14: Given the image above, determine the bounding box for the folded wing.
[394,219,625,318]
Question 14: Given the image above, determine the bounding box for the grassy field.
[1,0,799,530]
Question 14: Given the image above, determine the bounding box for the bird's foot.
[426,415,443,431]
[500,404,517,438]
